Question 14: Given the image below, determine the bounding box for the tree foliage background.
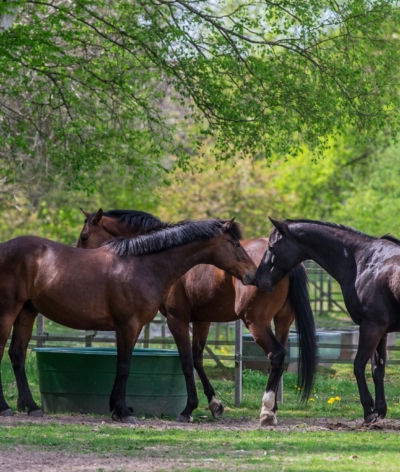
[1,1,400,242]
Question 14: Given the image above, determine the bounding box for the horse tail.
[288,264,318,402]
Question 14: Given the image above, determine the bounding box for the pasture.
[1,352,400,471]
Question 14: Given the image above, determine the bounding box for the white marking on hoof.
[260,391,277,426]
[260,411,278,426]
[261,391,275,411]
[209,397,224,419]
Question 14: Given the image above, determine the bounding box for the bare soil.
[1,414,400,471]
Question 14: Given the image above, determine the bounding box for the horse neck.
[293,224,366,283]
[149,239,218,287]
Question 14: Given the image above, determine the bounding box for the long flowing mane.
[103,219,242,257]
[98,209,162,232]
[284,219,400,246]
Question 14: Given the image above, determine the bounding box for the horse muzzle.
[242,271,257,286]
[254,278,274,293]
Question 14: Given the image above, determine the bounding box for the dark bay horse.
[1,218,257,423]
[75,209,317,426]
[255,217,400,424]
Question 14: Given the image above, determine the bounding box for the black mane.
[285,219,400,245]
[92,209,162,232]
[103,219,242,257]
[285,219,369,238]
[380,234,400,246]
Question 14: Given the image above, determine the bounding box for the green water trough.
[33,347,187,417]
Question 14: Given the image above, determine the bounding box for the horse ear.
[80,208,91,218]
[91,208,103,226]
[269,217,289,235]
[222,217,236,231]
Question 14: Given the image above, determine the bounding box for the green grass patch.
[1,352,400,470]
[1,421,400,471]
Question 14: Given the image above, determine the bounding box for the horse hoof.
[209,399,224,419]
[260,412,277,426]
[28,409,44,418]
[0,409,14,417]
[176,414,193,423]
[111,413,137,424]
[120,415,136,424]
[364,413,378,424]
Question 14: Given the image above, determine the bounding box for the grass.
[1,422,400,471]
[1,351,400,471]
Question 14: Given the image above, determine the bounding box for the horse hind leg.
[354,323,388,424]
[371,335,388,420]
[9,307,43,416]
[192,321,224,419]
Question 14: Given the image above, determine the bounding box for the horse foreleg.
[371,335,387,419]
[0,309,23,416]
[354,324,388,424]
[166,315,198,422]
[9,309,42,416]
[248,323,287,427]
[192,321,224,419]
[110,322,142,424]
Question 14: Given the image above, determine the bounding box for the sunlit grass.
[1,353,400,471]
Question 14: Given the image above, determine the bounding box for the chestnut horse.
[255,217,400,424]
[2,218,257,423]
[76,209,317,425]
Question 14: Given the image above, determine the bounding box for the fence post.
[215,323,220,345]
[161,321,166,349]
[143,323,150,348]
[36,314,45,347]
[234,319,242,406]
[85,331,97,347]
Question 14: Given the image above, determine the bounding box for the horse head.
[255,218,304,292]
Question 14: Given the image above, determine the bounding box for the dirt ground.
[1,414,400,472]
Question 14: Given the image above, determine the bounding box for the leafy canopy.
[0,0,400,186]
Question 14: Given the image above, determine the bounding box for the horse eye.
[81,234,89,242]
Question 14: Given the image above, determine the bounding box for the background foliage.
[1,1,400,185]
[1,1,400,241]
[1,132,399,244]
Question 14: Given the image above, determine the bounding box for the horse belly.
[32,293,115,331]
[180,265,237,322]
[191,297,237,323]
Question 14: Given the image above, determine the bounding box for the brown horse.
[1,218,257,423]
[76,209,317,425]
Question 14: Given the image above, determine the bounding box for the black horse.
[255,217,400,424]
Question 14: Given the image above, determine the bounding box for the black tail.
[288,264,318,402]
